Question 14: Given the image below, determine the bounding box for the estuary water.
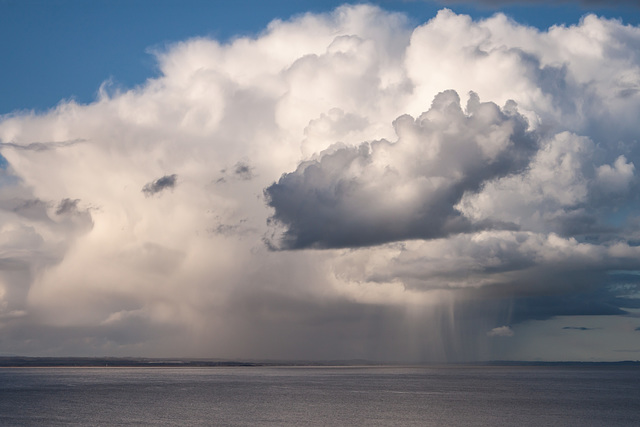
[1,365,639,426]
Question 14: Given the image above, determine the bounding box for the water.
[1,365,639,426]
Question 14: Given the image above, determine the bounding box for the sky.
[1,0,640,362]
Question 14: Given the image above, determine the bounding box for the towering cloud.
[266,90,535,248]
[1,5,639,361]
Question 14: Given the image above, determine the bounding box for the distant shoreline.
[1,357,638,368]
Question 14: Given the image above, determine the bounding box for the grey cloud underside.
[142,174,177,196]
[383,252,640,324]
[372,232,640,324]
[2,197,91,225]
[0,139,85,152]
[265,90,535,249]
[509,291,633,322]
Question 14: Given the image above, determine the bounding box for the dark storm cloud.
[356,230,640,325]
[142,174,177,197]
[497,284,639,324]
[506,268,639,324]
[419,284,637,335]
[265,90,536,249]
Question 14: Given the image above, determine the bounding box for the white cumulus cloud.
[1,5,640,361]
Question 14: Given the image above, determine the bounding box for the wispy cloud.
[142,174,178,197]
[0,139,85,152]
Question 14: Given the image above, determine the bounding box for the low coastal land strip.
[0,357,638,368]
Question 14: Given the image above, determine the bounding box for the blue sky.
[2,0,640,362]
[2,0,640,115]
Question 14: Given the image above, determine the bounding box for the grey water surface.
[1,365,639,426]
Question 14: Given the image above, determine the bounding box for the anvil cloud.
[1,5,640,361]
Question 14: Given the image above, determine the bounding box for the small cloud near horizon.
[488,326,515,337]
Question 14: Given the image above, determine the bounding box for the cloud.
[433,0,639,6]
[265,90,535,249]
[142,174,178,197]
[562,326,598,330]
[1,5,640,361]
[232,162,255,181]
[218,161,256,183]
[0,139,85,152]
[55,198,81,215]
[456,132,637,237]
[488,326,514,337]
